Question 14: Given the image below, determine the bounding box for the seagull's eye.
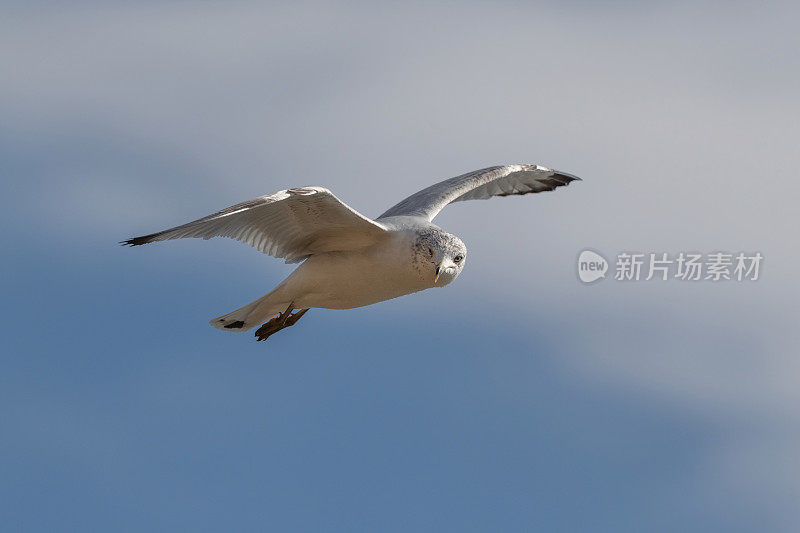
[427,247,433,257]
[453,255,463,263]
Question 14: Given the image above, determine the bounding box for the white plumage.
[124,186,387,263]
[124,164,580,341]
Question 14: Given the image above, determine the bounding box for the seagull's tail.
[210,289,289,332]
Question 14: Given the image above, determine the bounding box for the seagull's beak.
[434,262,442,283]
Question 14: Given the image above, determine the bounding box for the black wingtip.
[119,234,156,247]
[553,171,582,183]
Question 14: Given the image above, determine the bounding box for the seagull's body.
[124,164,580,341]
[255,220,429,311]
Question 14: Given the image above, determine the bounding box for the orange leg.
[255,305,310,342]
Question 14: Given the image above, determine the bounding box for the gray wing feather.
[379,164,581,221]
[122,187,387,263]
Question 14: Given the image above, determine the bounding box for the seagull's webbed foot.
[255,306,309,342]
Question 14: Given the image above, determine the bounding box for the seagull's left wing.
[378,164,581,222]
[122,187,387,263]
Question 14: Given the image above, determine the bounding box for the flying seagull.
[123,164,580,341]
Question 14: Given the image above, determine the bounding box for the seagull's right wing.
[122,187,387,263]
[379,164,580,222]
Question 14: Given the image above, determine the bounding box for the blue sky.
[2,1,799,531]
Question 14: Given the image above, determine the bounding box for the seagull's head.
[414,230,467,286]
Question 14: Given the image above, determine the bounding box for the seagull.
[123,164,580,341]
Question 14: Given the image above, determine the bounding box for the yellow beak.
[434,262,442,283]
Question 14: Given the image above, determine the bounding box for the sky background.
[2,1,799,531]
